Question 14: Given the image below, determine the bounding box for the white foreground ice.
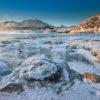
[0,33,100,100]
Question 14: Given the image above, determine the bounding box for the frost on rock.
[0,53,82,94]
[0,54,58,85]
[17,54,58,80]
[2,54,57,83]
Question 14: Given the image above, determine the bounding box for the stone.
[0,83,24,93]
[10,54,58,81]
[84,72,96,83]
[96,53,100,59]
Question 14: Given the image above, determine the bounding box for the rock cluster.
[0,54,83,93]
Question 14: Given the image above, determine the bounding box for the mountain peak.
[0,19,54,32]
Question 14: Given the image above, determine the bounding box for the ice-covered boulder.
[8,54,58,81]
[0,62,11,78]
[0,55,58,92]
[0,54,83,93]
[19,55,58,80]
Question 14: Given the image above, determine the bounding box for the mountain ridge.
[0,19,54,33]
[57,14,100,34]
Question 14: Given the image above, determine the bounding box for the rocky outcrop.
[70,14,100,33]
[57,14,100,34]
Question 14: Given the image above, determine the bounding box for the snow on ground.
[68,62,93,74]
[0,82,100,100]
[0,62,11,79]
[0,33,100,100]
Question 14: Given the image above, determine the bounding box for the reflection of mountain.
[0,19,54,33]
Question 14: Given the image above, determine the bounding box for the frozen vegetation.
[0,33,100,100]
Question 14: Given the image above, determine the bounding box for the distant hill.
[57,14,100,34]
[0,19,54,33]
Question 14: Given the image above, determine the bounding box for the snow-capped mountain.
[0,19,54,32]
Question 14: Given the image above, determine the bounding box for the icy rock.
[91,49,98,56]
[11,54,58,81]
[68,43,78,49]
[0,62,11,78]
[96,53,100,59]
[0,55,58,93]
[66,51,93,65]
[49,48,71,81]
[50,47,67,63]
[0,83,24,93]
[82,45,92,51]
[84,72,97,83]
[0,52,84,93]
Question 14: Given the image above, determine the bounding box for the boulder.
[91,48,98,56]
[0,83,24,93]
[96,53,100,59]
[19,55,57,80]
[69,43,78,49]
[84,72,96,83]
[0,53,85,93]
[84,72,100,83]
[9,54,58,81]
[83,45,91,51]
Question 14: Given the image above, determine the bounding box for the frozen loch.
[0,33,100,100]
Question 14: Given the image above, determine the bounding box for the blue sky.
[0,0,99,26]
